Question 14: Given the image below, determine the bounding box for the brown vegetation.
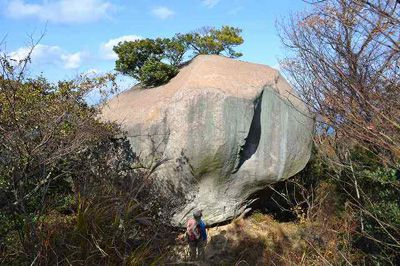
[170,181,358,265]
[278,0,399,263]
[0,44,176,265]
[279,0,400,164]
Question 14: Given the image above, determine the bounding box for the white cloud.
[9,45,60,62]
[100,35,142,60]
[152,6,175,19]
[61,52,82,69]
[202,0,220,8]
[5,0,114,23]
[9,44,84,69]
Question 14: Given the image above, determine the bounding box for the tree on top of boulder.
[114,38,169,81]
[178,26,243,58]
[113,25,244,88]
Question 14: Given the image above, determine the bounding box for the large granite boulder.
[102,55,313,226]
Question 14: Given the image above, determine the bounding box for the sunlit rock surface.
[102,55,314,226]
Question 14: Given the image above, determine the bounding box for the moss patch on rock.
[191,153,225,180]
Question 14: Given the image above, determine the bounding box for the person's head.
[193,210,202,221]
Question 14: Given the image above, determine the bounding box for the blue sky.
[0,0,307,87]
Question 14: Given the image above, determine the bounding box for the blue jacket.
[198,220,207,241]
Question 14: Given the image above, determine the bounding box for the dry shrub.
[279,1,400,261]
[0,46,176,265]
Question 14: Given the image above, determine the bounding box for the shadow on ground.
[170,216,297,266]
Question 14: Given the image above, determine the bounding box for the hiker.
[186,210,207,261]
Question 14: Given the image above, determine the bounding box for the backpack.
[186,218,200,242]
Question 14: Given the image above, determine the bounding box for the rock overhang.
[101,55,314,226]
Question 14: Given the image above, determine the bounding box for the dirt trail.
[171,214,304,265]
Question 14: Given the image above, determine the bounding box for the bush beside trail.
[0,50,176,265]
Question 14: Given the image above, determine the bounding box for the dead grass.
[195,210,356,266]
[168,183,361,265]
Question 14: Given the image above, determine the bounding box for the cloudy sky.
[0,0,307,86]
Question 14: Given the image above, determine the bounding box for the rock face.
[102,55,313,226]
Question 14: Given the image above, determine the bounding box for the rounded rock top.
[102,55,303,127]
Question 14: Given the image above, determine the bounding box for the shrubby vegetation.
[114,26,244,87]
[276,0,400,264]
[0,47,173,264]
[267,147,400,264]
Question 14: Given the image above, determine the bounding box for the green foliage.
[139,59,178,87]
[162,36,187,66]
[179,26,243,58]
[303,145,400,264]
[113,25,244,87]
[114,38,165,80]
[263,144,400,264]
[345,154,400,264]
